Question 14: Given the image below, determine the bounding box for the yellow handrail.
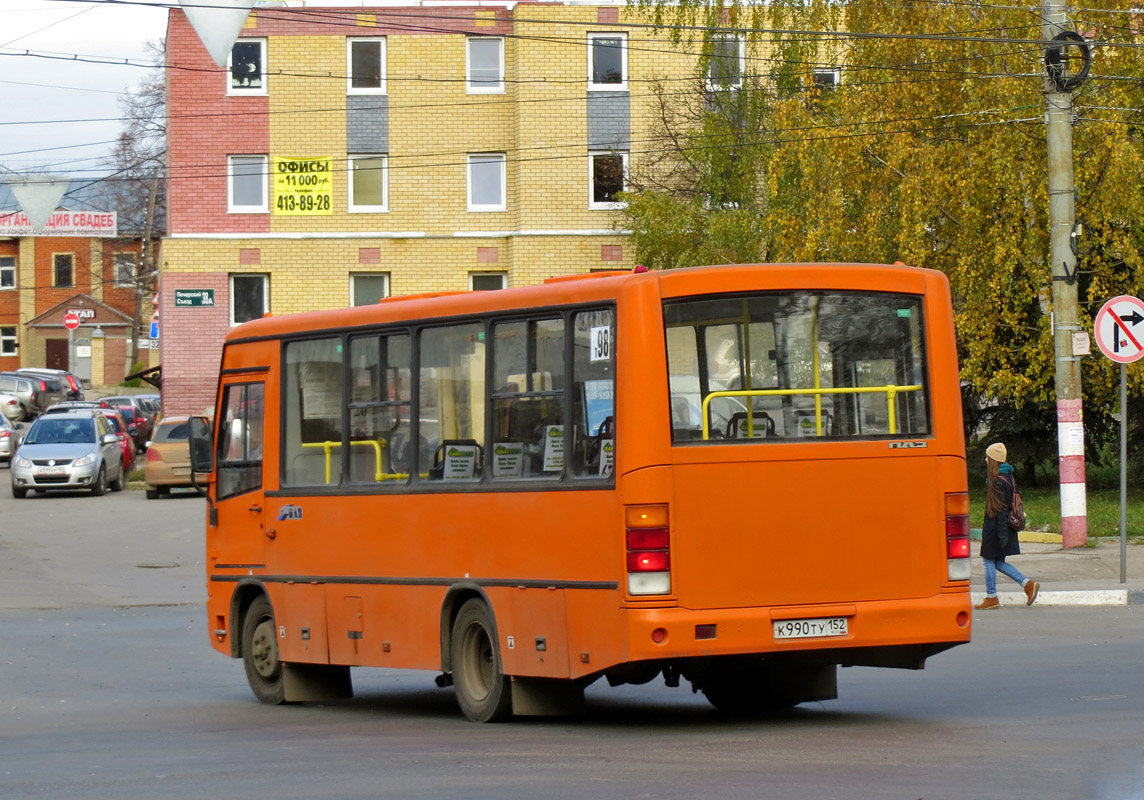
[300,439,386,483]
[700,385,923,440]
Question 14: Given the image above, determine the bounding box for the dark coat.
[981,467,1020,559]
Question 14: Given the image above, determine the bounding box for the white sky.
[0,1,169,178]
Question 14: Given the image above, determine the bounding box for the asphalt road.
[1,490,1142,799]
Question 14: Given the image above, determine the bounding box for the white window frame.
[589,151,628,210]
[229,273,269,326]
[467,153,507,212]
[350,273,390,306]
[588,32,628,91]
[0,326,15,357]
[228,155,269,214]
[348,154,388,213]
[227,38,268,97]
[469,272,506,291]
[346,37,387,95]
[0,256,14,290]
[114,252,136,288]
[466,36,505,94]
[707,34,745,91]
[813,68,841,90]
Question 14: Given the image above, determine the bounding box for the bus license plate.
[773,617,848,640]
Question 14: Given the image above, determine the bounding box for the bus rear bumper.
[621,591,971,666]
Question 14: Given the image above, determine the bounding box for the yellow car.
[144,416,200,498]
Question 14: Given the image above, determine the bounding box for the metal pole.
[1120,362,1127,583]
[1044,0,1087,547]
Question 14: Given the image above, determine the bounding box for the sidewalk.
[969,535,1144,607]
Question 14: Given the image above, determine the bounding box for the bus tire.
[451,599,512,723]
[242,595,286,705]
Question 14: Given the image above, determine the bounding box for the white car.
[0,414,22,462]
[0,392,22,422]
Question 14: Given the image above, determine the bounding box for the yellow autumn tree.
[624,0,1144,431]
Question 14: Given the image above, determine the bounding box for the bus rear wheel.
[451,599,512,722]
[243,595,286,704]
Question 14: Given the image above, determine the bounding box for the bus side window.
[348,333,412,484]
[217,382,264,500]
[419,323,485,482]
[570,308,615,478]
[283,337,344,487]
[490,317,565,480]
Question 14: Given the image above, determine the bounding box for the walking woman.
[976,442,1041,610]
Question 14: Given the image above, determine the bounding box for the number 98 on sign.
[590,325,611,362]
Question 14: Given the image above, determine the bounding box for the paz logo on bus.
[1094,295,1144,364]
[277,504,303,521]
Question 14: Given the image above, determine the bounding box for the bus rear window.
[665,292,930,443]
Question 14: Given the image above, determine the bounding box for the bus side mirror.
[189,416,214,473]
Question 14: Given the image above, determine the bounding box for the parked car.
[144,416,200,498]
[10,410,125,497]
[0,414,23,463]
[0,392,23,422]
[98,398,149,453]
[99,409,137,474]
[42,401,105,415]
[0,372,64,418]
[15,367,84,400]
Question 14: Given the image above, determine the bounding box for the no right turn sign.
[1095,295,1144,364]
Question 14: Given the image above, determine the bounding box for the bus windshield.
[665,291,930,442]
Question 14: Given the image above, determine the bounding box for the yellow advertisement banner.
[273,157,333,215]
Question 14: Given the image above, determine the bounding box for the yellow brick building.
[162,2,718,414]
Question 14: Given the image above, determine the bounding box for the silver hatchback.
[10,411,125,498]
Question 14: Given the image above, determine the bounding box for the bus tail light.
[626,505,671,595]
[945,492,971,581]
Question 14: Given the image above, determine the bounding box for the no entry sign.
[63,312,81,331]
[1094,295,1144,364]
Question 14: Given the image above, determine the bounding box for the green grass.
[968,466,1144,539]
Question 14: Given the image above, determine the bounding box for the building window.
[467,153,506,211]
[708,35,744,90]
[813,68,841,90]
[588,33,627,90]
[349,155,388,212]
[589,151,627,208]
[0,256,14,290]
[467,37,504,93]
[54,254,74,288]
[0,326,15,356]
[470,272,506,291]
[228,39,267,95]
[114,253,136,288]
[230,273,268,325]
[347,37,386,94]
[228,155,268,213]
[351,273,389,306]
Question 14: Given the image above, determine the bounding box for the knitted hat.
[986,442,1007,463]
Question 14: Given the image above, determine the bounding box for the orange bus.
[188,263,972,722]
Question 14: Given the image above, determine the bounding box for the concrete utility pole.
[1043,0,1091,548]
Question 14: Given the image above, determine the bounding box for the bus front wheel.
[242,595,286,705]
[451,599,512,722]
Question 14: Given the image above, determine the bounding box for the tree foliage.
[623,0,1144,434]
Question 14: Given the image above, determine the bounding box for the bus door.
[214,380,268,568]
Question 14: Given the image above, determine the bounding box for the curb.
[970,528,1063,544]
[970,590,1143,607]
